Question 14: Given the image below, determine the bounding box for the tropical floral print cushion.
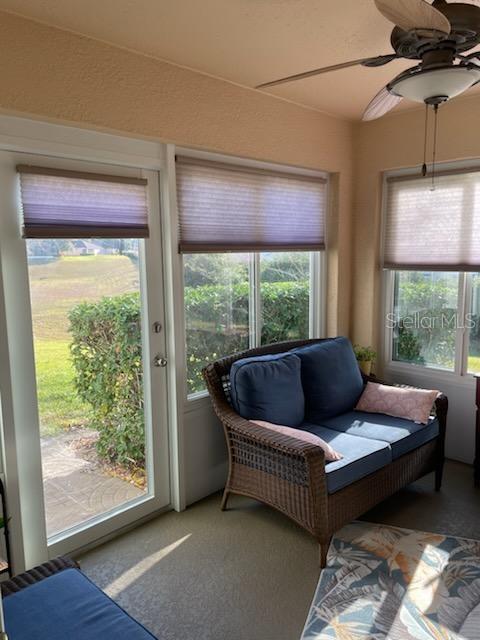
[302,521,480,640]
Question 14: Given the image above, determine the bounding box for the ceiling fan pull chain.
[431,104,439,191]
[422,102,429,178]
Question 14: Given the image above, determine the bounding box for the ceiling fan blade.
[374,0,451,34]
[363,86,403,121]
[362,53,399,67]
[255,54,397,89]
[459,51,480,63]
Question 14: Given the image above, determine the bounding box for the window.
[184,251,318,396]
[384,167,480,376]
[391,271,459,371]
[177,154,326,397]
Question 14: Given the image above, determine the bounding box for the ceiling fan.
[256,0,480,121]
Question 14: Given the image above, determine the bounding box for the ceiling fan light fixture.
[389,64,480,103]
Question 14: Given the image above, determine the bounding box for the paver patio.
[41,429,145,537]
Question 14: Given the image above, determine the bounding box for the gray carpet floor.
[79,460,480,640]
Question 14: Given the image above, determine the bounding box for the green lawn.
[34,339,89,438]
[29,253,139,437]
[468,355,480,374]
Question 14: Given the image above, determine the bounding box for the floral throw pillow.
[355,381,439,425]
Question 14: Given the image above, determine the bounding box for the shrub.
[260,281,309,345]
[184,281,250,394]
[395,322,425,365]
[69,293,145,469]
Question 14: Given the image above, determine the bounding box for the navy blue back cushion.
[293,337,363,421]
[230,352,304,427]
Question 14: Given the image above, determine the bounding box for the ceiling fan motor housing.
[386,1,480,106]
[391,1,480,59]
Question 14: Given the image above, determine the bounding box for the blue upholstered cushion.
[4,569,157,640]
[320,410,439,460]
[300,424,392,493]
[292,337,364,422]
[230,352,304,426]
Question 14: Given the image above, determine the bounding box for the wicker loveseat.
[203,338,448,567]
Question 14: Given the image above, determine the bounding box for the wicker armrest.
[202,357,327,491]
[221,404,325,460]
[1,556,79,597]
[204,362,325,458]
[219,402,326,494]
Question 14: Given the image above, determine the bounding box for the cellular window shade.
[18,165,149,238]
[385,169,480,271]
[176,156,326,253]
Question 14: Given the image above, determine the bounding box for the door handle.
[153,355,168,368]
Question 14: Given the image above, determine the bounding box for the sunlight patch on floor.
[106,534,192,597]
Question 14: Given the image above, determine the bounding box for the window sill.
[384,361,477,388]
[184,390,210,414]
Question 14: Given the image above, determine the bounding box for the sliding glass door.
[0,151,170,560]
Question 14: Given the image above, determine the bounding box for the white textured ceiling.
[1,0,479,120]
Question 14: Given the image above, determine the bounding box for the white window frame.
[381,163,480,384]
[175,148,328,403]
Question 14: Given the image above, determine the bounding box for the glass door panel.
[27,238,149,538]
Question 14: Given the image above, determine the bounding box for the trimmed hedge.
[69,293,145,469]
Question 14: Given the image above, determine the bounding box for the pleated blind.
[176,156,327,253]
[18,165,149,238]
[384,169,480,271]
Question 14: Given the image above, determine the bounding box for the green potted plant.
[354,344,377,376]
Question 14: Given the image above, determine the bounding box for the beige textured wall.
[352,95,480,349]
[0,11,354,335]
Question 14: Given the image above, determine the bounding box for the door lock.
[153,355,168,368]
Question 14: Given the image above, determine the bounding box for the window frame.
[177,147,328,404]
[381,165,480,382]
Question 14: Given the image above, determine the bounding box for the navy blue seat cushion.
[230,352,305,427]
[320,410,439,460]
[292,337,364,422]
[300,424,392,493]
[4,568,157,640]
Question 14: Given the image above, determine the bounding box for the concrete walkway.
[41,429,144,537]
